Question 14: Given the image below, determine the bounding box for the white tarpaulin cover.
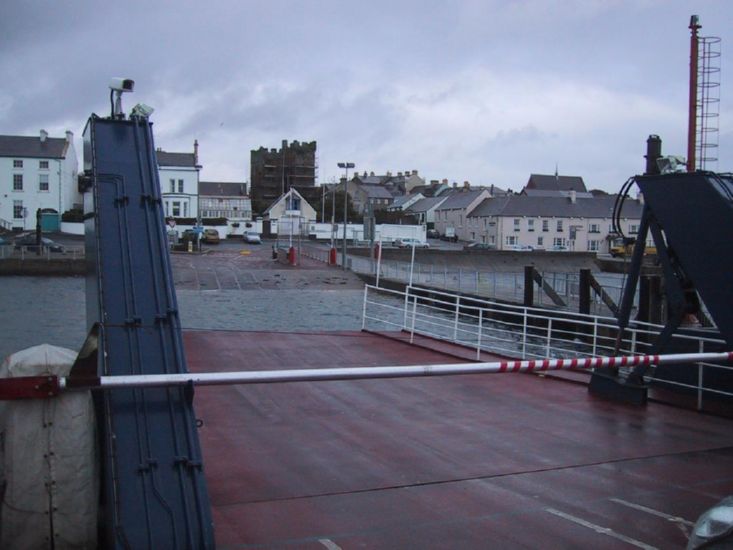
[0,344,98,549]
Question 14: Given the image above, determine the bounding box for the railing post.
[545,318,552,357]
[361,285,369,330]
[477,308,483,360]
[592,318,598,356]
[697,340,704,411]
[410,295,418,344]
[632,328,639,355]
[522,308,528,359]
[403,288,409,330]
[453,295,461,342]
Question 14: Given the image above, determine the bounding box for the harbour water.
[0,275,367,361]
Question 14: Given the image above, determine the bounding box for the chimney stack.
[194,139,199,165]
[65,130,73,143]
[569,190,577,204]
[40,129,48,143]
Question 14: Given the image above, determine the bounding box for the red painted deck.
[184,330,733,549]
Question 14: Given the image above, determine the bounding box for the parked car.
[548,245,569,251]
[507,244,534,252]
[202,229,220,244]
[426,229,440,239]
[464,242,496,250]
[244,231,262,244]
[13,234,64,252]
[395,238,429,248]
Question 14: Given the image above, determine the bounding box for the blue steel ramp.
[635,172,733,348]
[83,115,214,548]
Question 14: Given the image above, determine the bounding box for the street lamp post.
[337,162,355,270]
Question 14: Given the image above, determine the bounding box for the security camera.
[109,77,135,93]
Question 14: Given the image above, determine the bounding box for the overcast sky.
[1,0,731,193]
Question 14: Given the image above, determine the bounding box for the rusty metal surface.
[184,330,733,549]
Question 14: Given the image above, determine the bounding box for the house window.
[542,219,549,232]
[13,200,23,219]
[471,232,475,240]
[513,218,520,232]
[183,203,188,217]
[13,160,23,168]
[13,174,23,191]
[505,235,517,246]
[556,220,564,232]
[537,236,544,247]
[629,224,639,234]
[588,240,600,251]
[553,237,567,247]
[39,160,49,170]
[172,201,181,217]
[528,219,535,232]
[178,179,184,193]
[489,235,495,244]
[39,174,49,191]
[589,223,600,233]
[169,179,175,193]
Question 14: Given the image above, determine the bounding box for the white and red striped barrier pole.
[2,351,732,399]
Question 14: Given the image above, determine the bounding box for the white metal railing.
[0,245,85,260]
[362,284,731,410]
[348,254,633,316]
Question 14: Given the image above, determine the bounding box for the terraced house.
[467,192,644,252]
[0,130,78,232]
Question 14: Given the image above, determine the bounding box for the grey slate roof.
[469,195,642,219]
[522,189,593,198]
[435,189,488,210]
[526,174,587,192]
[0,135,69,159]
[361,184,393,199]
[355,175,387,185]
[199,181,247,197]
[390,195,414,208]
[406,196,448,213]
[157,151,197,167]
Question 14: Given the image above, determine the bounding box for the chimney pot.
[40,129,48,142]
[65,130,73,143]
